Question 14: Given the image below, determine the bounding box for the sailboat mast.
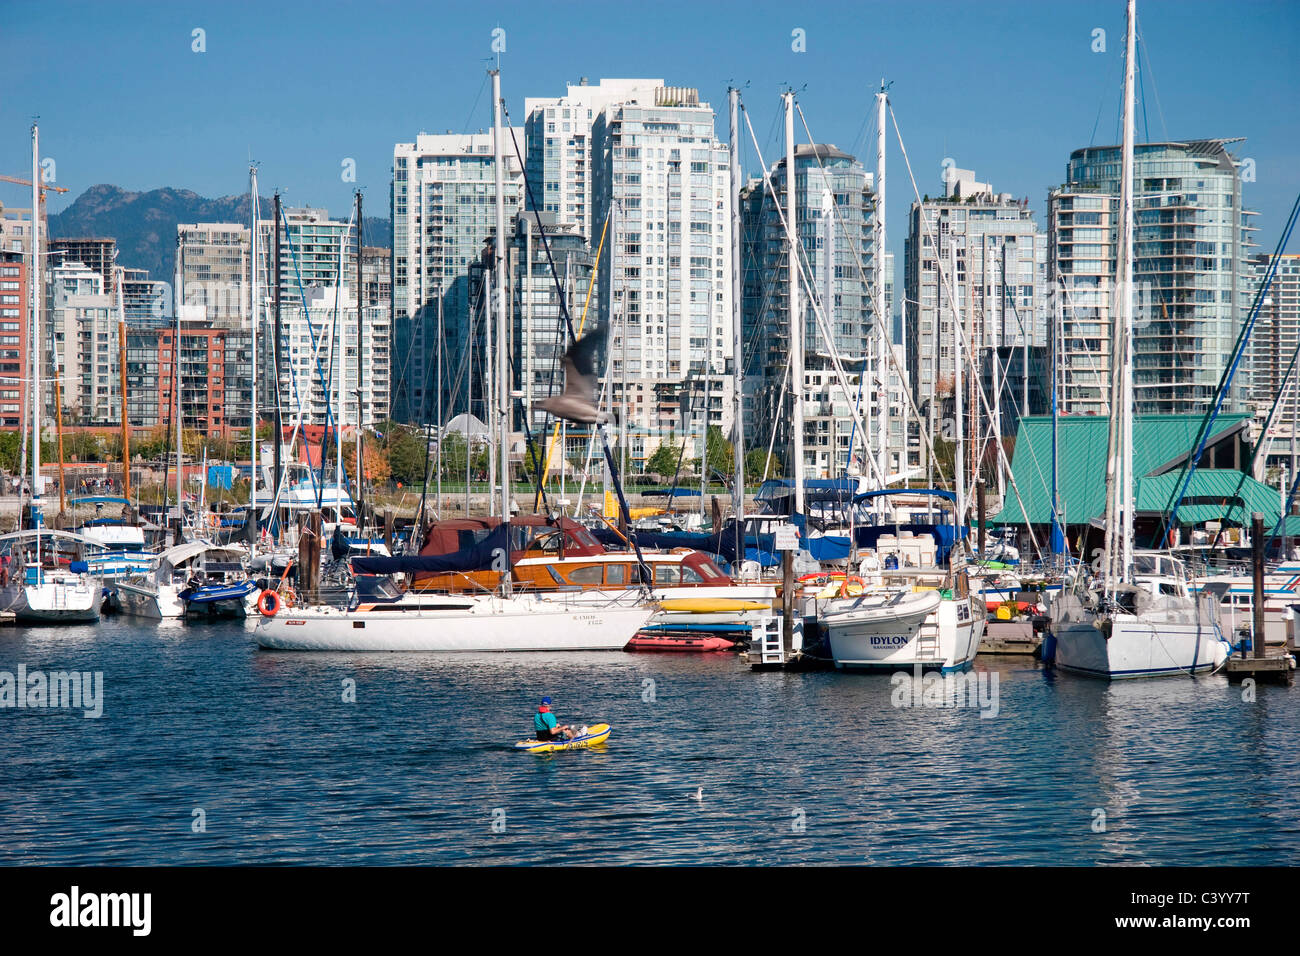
[355,190,364,530]
[951,240,966,528]
[116,268,130,499]
[1119,0,1137,577]
[334,212,347,509]
[784,92,805,519]
[729,88,745,547]
[492,68,511,574]
[436,294,443,518]
[249,167,259,547]
[30,123,43,548]
[874,86,888,495]
[273,192,283,540]
[175,231,184,534]
[1050,284,1063,557]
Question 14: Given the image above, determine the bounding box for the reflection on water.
[0,619,1296,864]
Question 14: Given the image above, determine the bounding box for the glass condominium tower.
[1049,138,1257,416]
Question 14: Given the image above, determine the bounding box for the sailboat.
[0,125,103,625]
[1050,0,1231,678]
[254,68,654,652]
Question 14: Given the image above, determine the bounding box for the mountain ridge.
[46,184,390,284]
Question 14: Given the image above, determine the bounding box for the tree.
[387,427,428,485]
[646,441,683,480]
[133,425,170,461]
[704,425,733,482]
[343,440,391,488]
[745,448,781,483]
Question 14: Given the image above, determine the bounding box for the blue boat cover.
[351,523,511,575]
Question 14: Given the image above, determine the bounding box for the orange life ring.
[257,590,281,617]
[281,588,298,609]
[840,575,867,599]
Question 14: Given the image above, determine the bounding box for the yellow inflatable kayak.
[515,723,612,754]
[656,598,772,613]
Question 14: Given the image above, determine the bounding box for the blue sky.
[2,0,1297,268]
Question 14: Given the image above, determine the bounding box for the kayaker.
[534,697,575,742]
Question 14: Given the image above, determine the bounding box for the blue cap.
[541,696,552,705]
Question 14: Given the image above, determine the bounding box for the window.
[566,565,604,586]
[653,564,681,585]
[605,564,627,587]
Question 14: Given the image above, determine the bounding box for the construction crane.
[0,174,68,193]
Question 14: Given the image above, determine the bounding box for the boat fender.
[257,590,281,617]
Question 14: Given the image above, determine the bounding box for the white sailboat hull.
[254,595,654,652]
[3,578,103,624]
[115,580,185,620]
[1053,589,1231,679]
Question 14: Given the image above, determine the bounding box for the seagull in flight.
[537,326,607,424]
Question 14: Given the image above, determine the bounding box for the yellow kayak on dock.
[515,723,612,754]
[656,598,772,613]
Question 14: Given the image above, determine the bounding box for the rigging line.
[266,204,349,516]
[762,349,792,486]
[1135,15,1169,142]
[536,214,608,507]
[987,290,1060,546]
[1164,192,1300,544]
[501,107,593,515]
[887,102,1043,558]
[317,208,356,506]
[795,101,876,472]
[461,72,490,139]
[1136,34,1151,144]
[792,101,952,491]
[742,101,889,496]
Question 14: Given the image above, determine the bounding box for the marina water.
[1,618,1296,865]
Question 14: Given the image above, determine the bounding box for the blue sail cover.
[789,513,851,561]
[351,523,511,575]
[589,522,773,564]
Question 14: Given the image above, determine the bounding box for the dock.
[1223,652,1295,685]
[979,619,1043,655]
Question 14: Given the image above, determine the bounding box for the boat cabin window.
[533,532,564,553]
[606,564,628,586]
[1159,582,1181,596]
[569,527,601,550]
[653,565,681,585]
[567,565,604,586]
[680,565,703,584]
[683,553,729,583]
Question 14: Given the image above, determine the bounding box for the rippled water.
[0,617,1296,865]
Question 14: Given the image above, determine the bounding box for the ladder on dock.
[749,615,785,666]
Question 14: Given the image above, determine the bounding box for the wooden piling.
[781,550,794,660]
[1224,512,1295,685]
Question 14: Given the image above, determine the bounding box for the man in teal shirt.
[534,697,574,742]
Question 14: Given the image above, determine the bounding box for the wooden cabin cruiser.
[408,515,774,609]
